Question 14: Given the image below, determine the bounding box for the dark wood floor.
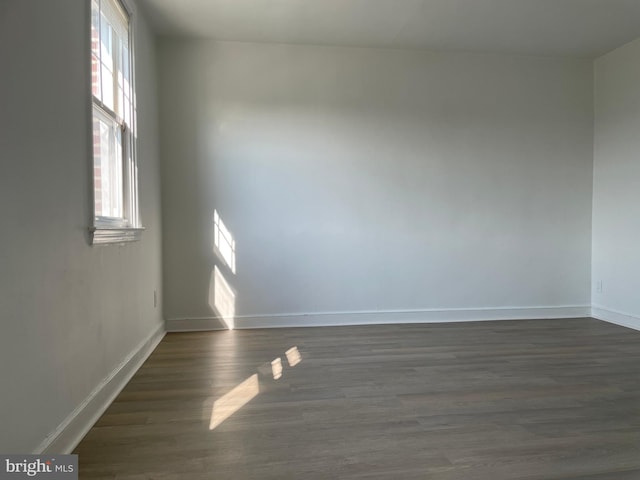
[75,318,640,479]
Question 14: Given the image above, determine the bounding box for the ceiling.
[138,0,640,57]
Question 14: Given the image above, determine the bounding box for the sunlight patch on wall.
[209,265,236,330]
[213,209,236,274]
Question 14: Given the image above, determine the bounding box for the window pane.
[100,15,113,70]
[102,0,129,41]
[93,107,123,219]
[91,2,100,58]
[101,63,114,111]
[92,116,103,216]
[114,34,129,119]
[100,16,114,111]
[121,45,131,124]
[91,1,102,100]
[117,37,125,119]
[91,54,101,99]
[112,126,123,218]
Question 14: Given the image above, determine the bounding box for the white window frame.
[90,0,143,245]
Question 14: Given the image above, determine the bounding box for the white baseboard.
[34,323,166,454]
[166,305,591,331]
[591,305,640,332]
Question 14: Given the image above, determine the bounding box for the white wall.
[0,0,163,453]
[592,38,640,326]
[159,40,594,328]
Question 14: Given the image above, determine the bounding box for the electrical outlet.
[154,290,158,308]
[596,280,603,293]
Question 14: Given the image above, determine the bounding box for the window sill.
[90,227,145,245]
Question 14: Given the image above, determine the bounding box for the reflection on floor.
[209,374,259,430]
[286,346,301,367]
[270,357,283,380]
[75,319,640,479]
[209,348,299,430]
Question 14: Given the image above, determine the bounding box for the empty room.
[2,0,640,478]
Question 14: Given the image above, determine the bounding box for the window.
[90,0,141,244]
